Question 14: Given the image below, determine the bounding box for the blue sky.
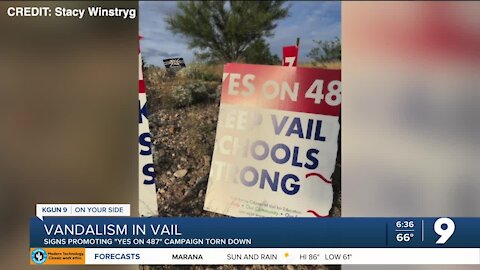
[139,1,341,66]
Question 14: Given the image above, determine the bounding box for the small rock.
[203,155,211,166]
[174,169,188,178]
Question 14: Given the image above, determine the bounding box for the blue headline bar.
[30,217,480,248]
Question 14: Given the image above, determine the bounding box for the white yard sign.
[138,43,158,217]
[204,63,341,217]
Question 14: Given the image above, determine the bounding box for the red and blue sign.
[204,63,340,217]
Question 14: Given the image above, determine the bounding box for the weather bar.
[29,248,479,265]
[30,217,480,265]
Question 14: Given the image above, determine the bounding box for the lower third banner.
[30,217,480,265]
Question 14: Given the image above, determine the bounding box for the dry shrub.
[300,61,341,70]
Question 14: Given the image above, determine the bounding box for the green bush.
[171,81,220,108]
[171,84,193,108]
[176,63,221,81]
[307,37,341,64]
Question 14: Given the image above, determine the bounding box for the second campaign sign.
[204,63,341,217]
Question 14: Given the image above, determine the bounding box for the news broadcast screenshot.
[1,1,479,269]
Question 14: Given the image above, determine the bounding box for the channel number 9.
[434,218,455,244]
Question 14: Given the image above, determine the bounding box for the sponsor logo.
[31,248,48,264]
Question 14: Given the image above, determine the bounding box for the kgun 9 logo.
[434,217,455,244]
